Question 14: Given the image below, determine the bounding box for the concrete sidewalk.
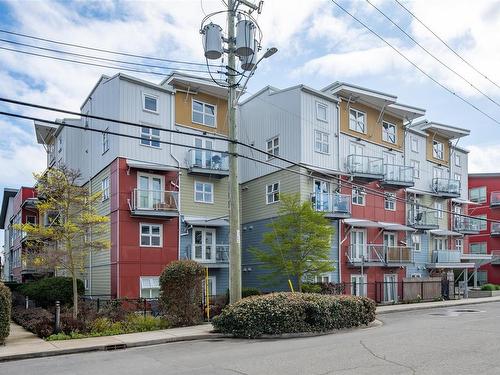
[0,322,220,362]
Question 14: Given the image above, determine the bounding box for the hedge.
[212,292,376,338]
[481,284,500,291]
[0,282,11,344]
[19,277,84,307]
[11,306,54,338]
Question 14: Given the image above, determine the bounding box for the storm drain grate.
[104,343,127,351]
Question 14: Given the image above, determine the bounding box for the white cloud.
[468,145,500,174]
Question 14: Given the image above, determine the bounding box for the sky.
[0,0,500,247]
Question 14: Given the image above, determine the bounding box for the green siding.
[420,194,449,229]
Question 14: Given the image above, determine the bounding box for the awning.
[452,198,479,205]
[344,219,382,228]
[126,159,179,172]
[426,262,475,269]
[184,217,229,227]
[429,229,463,237]
[378,222,416,232]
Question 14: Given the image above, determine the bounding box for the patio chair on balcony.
[211,154,222,170]
[415,212,423,224]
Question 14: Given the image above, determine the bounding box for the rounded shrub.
[242,288,261,298]
[19,277,84,307]
[159,260,205,327]
[212,292,376,338]
[0,282,12,344]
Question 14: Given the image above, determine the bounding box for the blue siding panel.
[406,231,431,277]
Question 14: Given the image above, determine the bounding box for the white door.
[138,174,163,209]
[193,228,216,262]
[194,138,213,168]
[351,275,366,296]
[351,229,366,261]
[453,205,462,228]
[383,232,396,262]
[202,276,217,303]
[313,179,330,211]
[349,143,364,172]
[383,274,398,302]
[383,152,396,179]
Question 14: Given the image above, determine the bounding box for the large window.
[350,275,366,297]
[266,136,280,160]
[192,100,216,127]
[316,102,328,122]
[349,108,366,133]
[194,181,214,203]
[101,177,110,201]
[382,121,396,144]
[193,228,215,262]
[140,223,162,247]
[469,186,487,203]
[140,127,160,148]
[102,128,109,154]
[352,187,365,206]
[455,238,463,252]
[143,93,158,113]
[411,160,420,179]
[474,215,487,231]
[433,140,444,160]
[434,201,443,219]
[140,277,160,298]
[384,193,396,211]
[266,182,280,204]
[314,130,330,154]
[470,242,487,254]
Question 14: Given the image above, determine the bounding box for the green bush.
[301,283,322,294]
[159,260,205,327]
[11,306,54,338]
[0,282,11,344]
[19,277,84,307]
[212,292,376,338]
[242,288,261,298]
[481,284,497,291]
[3,281,21,292]
[495,285,500,291]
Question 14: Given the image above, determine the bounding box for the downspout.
[336,101,342,283]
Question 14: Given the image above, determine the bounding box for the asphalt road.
[2,302,500,375]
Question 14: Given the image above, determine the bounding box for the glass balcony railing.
[432,178,460,196]
[347,244,413,265]
[311,193,351,217]
[347,155,383,177]
[187,149,229,172]
[184,244,229,263]
[131,189,178,214]
[408,209,439,229]
[491,192,500,207]
[383,164,414,185]
[453,216,480,233]
[432,250,461,263]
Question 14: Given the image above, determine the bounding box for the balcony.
[491,192,500,208]
[432,178,460,198]
[408,209,439,230]
[381,164,414,189]
[491,222,500,237]
[311,193,351,219]
[130,189,178,218]
[184,244,229,267]
[347,244,413,267]
[432,250,461,263]
[453,216,480,235]
[187,149,229,178]
[347,154,384,181]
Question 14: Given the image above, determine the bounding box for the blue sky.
[1,0,500,246]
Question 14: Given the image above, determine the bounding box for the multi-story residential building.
[1,188,18,281]
[468,173,500,284]
[31,72,230,299]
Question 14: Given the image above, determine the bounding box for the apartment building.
[468,173,500,284]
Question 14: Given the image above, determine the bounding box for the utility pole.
[227,0,242,304]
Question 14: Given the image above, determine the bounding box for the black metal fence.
[81,296,161,317]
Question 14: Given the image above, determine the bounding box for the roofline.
[451,144,470,154]
[387,102,426,116]
[238,85,279,106]
[0,188,18,229]
[322,81,397,102]
[469,173,500,177]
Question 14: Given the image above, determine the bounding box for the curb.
[376,298,500,315]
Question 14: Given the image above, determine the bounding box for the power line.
[365,0,500,109]
[329,0,500,126]
[394,0,500,91]
[0,28,221,68]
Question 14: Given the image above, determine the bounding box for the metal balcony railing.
[184,244,229,263]
[432,250,461,263]
[187,149,229,171]
[408,209,439,229]
[432,178,460,196]
[347,154,383,177]
[131,189,178,212]
[347,244,413,265]
[311,193,351,216]
[383,164,414,185]
[491,222,500,237]
[491,192,500,207]
[453,216,480,233]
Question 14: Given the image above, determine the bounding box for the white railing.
[453,216,480,232]
[311,193,351,215]
[131,189,178,211]
[186,244,229,263]
[432,250,461,263]
[187,149,229,171]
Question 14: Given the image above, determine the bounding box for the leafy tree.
[14,166,109,318]
[251,193,335,292]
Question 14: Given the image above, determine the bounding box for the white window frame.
[314,274,331,283]
[142,93,159,114]
[194,181,214,204]
[192,227,216,262]
[469,186,487,203]
[384,193,396,211]
[433,140,444,160]
[266,136,280,160]
[140,126,161,148]
[140,276,160,298]
[454,153,461,167]
[411,234,421,252]
[382,121,397,144]
[454,173,461,183]
[101,177,110,201]
[455,238,463,253]
[434,201,443,219]
[102,128,109,154]
[26,215,37,225]
[316,102,328,122]
[192,99,216,128]
[410,136,419,153]
[266,182,280,204]
[411,160,420,179]
[314,130,330,154]
[349,108,366,134]
[139,223,162,248]
[350,274,366,297]
[352,187,365,206]
[411,273,422,278]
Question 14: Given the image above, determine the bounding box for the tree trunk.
[72,273,78,319]
[297,273,302,293]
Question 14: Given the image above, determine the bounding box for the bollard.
[143,298,147,318]
[25,296,29,310]
[55,301,61,334]
[97,298,100,313]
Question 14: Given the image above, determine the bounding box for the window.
[26,215,37,225]
[143,93,158,113]
[314,130,330,154]
[455,239,463,253]
[194,181,214,203]
[140,223,162,247]
[352,187,365,206]
[434,201,443,219]
[350,275,366,297]
[454,173,461,183]
[192,100,216,127]
[314,275,331,283]
[140,277,160,298]
[469,186,487,203]
[266,182,280,204]
[433,167,443,179]
[455,153,461,167]
[102,128,109,154]
[349,108,366,133]
[101,177,110,201]
[384,193,396,211]
[411,234,421,252]
[193,228,216,262]
[316,102,328,122]
[58,136,63,153]
[411,160,420,179]
[411,273,422,278]
[433,140,444,160]
[382,121,396,144]
[470,242,487,254]
[140,127,160,148]
[410,137,419,152]
[266,136,280,160]
[474,215,487,231]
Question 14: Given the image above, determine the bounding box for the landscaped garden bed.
[469,284,500,298]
